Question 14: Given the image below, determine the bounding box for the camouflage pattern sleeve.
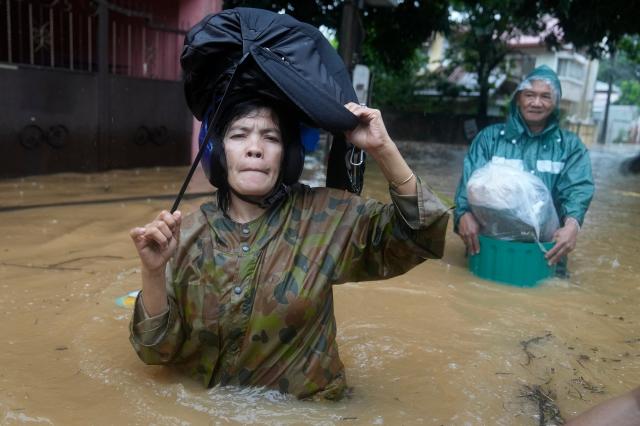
[128,212,209,365]
[328,176,450,284]
[129,292,185,363]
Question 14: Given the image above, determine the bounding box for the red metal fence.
[0,0,186,80]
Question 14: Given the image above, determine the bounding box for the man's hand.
[545,219,579,265]
[458,212,480,255]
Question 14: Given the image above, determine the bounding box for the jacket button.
[511,139,516,144]
[241,245,249,253]
[234,286,242,295]
[242,227,250,235]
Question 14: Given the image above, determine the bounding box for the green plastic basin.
[468,235,556,287]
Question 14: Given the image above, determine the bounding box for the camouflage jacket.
[129,179,449,399]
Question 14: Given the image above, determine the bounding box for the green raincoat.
[454,65,594,231]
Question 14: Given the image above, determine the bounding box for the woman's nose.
[247,149,263,158]
[246,136,263,158]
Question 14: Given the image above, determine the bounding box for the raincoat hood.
[506,65,562,139]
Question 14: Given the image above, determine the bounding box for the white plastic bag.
[467,163,559,242]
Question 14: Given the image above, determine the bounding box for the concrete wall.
[0,66,191,178]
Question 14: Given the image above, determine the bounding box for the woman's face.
[223,107,284,197]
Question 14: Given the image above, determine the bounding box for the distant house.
[419,25,600,144]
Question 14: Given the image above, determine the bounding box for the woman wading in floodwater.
[128,96,449,399]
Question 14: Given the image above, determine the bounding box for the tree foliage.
[222,1,449,108]
[617,81,640,107]
[541,0,640,57]
[221,0,640,115]
[222,1,341,30]
[446,0,544,117]
[222,0,449,71]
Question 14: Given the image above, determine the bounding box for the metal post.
[17,0,23,63]
[599,50,616,144]
[127,23,131,76]
[69,11,73,70]
[154,30,159,79]
[111,20,116,74]
[88,16,92,71]
[142,26,146,76]
[29,3,34,65]
[6,0,12,63]
[97,0,109,169]
[49,7,54,67]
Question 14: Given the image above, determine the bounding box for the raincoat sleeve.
[453,127,495,231]
[129,283,184,364]
[329,176,450,284]
[553,135,594,226]
[129,216,206,365]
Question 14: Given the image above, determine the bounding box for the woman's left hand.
[344,102,393,155]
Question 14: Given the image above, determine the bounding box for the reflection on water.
[1,142,639,425]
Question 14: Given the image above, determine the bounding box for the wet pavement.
[1,142,639,425]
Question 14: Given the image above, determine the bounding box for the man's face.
[223,107,283,197]
[516,80,556,130]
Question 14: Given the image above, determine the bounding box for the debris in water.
[519,384,564,426]
[520,332,553,366]
[570,376,605,394]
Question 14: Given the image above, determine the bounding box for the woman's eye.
[265,135,281,143]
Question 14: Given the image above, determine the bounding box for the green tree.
[446,0,543,118]
[223,1,449,70]
[542,0,640,58]
[222,0,450,107]
[618,80,640,106]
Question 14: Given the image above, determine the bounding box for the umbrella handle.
[170,143,206,213]
[170,54,250,213]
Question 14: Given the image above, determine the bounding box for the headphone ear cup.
[209,138,227,188]
[283,141,304,185]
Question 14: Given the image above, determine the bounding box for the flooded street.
[1,142,639,425]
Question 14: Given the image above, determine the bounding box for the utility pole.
[599,49,616,145]
[338,0,364,73]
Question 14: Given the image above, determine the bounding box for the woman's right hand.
[130,210,182,274]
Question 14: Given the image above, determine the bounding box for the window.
[557,58,585,81]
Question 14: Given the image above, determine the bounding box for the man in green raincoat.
[454,65,594,269]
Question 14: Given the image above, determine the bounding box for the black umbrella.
[171,7,366,213]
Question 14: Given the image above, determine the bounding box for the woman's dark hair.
[208,97,304,212]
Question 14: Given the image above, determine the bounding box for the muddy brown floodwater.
[1,142,639,425]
